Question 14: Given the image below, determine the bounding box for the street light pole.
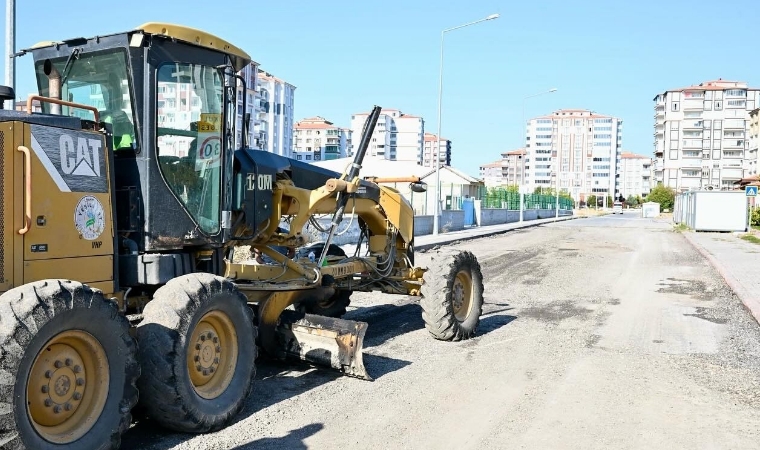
[4,0,15,110]
[433,13,499,236]
[519,88,557,223]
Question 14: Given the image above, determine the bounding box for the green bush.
[645,184,676,210]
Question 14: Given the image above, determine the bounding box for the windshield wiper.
[59,47,82,87]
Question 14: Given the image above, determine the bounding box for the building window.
[672,102,679,111]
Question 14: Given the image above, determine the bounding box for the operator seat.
[101,109,135,150]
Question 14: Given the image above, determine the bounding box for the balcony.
[724,119,746,129]
[723,140,745,150]
[683,120,704,129]
[682,139,702,148]
[722,150,743,158]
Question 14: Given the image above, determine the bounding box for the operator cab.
[24,24,249,256]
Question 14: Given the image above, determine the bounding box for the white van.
[613,202,623,214]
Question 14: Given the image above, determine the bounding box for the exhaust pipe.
[43,59,61,115]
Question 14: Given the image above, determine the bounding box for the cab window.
[35,49,137,151]
[155,62,224,235]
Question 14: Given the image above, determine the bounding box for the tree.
[646,184,676,210]
[626,195,640,207]
[587,195,597,208]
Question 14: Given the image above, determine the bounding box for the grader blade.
[276,310,372,381]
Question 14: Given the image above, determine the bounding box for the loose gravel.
[121,214,760,449]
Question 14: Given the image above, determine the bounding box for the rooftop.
[480,160,503,169]
[354,108,421,119]
[654,79,758,100]
[533,109,618,120]
[621,152,651,160]
[424,133,450,142]
[257,69,296,88]
[501,148,526,157]
[294,116,344,130]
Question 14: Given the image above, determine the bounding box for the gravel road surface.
[122,211,760,449]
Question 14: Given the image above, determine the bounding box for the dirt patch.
[519,300,594,323]
[683,307,728,325]
[656,278,715,301]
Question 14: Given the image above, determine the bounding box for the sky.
[1,0,758,178]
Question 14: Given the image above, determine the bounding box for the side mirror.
[410,182,427,193]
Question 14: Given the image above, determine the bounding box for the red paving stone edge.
[682,231,760,326]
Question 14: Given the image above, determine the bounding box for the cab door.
[19,122,116,294]
[0,121,22,293]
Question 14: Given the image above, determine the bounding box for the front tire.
[420,250,484,341]
[135,273,256,433]
[295,242,352,318]
[0,280,139,450]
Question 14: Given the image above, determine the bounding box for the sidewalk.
[339,214,581,255]
[683,231,760,325]
[413,215,578,251]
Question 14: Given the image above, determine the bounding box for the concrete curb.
[681,231,760,326]
[416,215,582,252]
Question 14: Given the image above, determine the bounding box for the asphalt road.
[123,212,760,449]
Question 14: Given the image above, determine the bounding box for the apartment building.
[653,79,760,191]
[749,108,759,177]
[525,109,623,203]
[501,149,526,186]
[619,152,652,198]
[350,109,424,163]
[234,62,260,149]
[479,160,503,187]
[292,116,351,162]
[256,69,296,158]
[422,133,452,167]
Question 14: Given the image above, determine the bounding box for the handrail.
[17,146,31,235]
[26,95,100,124]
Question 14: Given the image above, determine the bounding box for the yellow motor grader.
[0,23,485,449]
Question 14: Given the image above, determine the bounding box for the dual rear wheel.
[0,274,256,449]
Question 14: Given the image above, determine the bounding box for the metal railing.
[478,189,574,210]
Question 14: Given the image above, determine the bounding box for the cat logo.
[30,125,108,193]
[59,134,102,177]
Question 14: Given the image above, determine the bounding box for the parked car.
[613,201,624,214]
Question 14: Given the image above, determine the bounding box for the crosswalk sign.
[746,186,758,197]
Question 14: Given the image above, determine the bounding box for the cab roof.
[27,22,252,72]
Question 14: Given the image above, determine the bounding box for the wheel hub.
[452,270,473,322]
[193,329,222,379]
[187,310,238,400]
[26,330,109,444]
[31,345,87,426]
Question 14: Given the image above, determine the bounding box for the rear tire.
[296,289,352,318]
[0,280,139,450]
[135,273,256,433]
[420,249,484,341]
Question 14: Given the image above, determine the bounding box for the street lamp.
[432,13,499,235]
[519,88,557,223]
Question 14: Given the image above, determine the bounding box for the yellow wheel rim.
[452,270,474,322]
[187,310,238,400]
[26,330,110,444]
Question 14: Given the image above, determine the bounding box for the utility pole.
[4,0,16,110]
